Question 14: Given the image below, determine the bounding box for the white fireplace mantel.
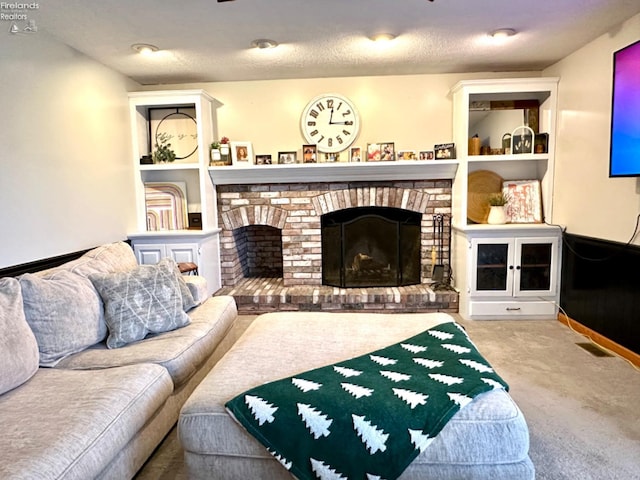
[208,160,458,185]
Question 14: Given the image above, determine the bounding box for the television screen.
[610,39,640,177]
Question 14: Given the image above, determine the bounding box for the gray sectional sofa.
[0,241,238,479]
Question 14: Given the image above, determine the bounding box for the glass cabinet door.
[514,237,558,296]
[472,240,512,295]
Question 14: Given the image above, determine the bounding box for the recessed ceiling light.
[371,33,396,43]
[489,28,516,39]
[251,39,278,49]
[131,43,159,55]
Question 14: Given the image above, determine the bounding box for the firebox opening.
[321,206,421,288]
[233,225,283,278]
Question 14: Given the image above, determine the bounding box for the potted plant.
[487,192,508,224]
[210,136,231,165]
[210,140,221,163]
[152,132,176,163]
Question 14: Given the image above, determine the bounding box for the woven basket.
[467,169,504,224]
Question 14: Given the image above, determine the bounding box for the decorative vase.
[487,205,506,225]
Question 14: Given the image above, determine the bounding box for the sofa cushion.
[19,271,107,366]
[184,275,209,306]
[36,241,138,279]
[55,295,238,387]
[0,364,173,480]
[79,240,139,273]
[90,260,191,349]
[158,257,196,311]
[0,277,39,394]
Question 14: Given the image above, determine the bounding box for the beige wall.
[544,13,640,245]
[152,71,538,162]
[0,32,139,267]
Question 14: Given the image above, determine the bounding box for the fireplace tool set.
[431,214,453,290]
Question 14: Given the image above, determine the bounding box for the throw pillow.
[19,271,107,366]
[89,261,191,349]
[0,277,40,394]
[157,257,196,311]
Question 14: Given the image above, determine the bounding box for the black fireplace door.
[321,207,421,287]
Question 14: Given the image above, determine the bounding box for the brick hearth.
[216,277,458,314]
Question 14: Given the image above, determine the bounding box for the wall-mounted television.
[609,39,640,177]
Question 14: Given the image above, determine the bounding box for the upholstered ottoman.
[179,312,534,479]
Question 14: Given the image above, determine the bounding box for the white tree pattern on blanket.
[352,414,389,454]
[244,395,277,426]
[297,403,333,439]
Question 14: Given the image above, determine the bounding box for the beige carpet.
[135,314,640,480]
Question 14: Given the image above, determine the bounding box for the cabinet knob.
[516,265,521,270]
[509,265,514,270]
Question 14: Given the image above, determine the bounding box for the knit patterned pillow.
[89,261,190,349]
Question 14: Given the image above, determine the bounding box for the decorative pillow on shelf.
[0,277,40,395]
[157,257,196,312]
[19,270,107,366]
[89,261,191,349]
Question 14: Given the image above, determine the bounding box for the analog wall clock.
[300,93,360,153]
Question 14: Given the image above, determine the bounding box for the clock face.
[300,94,360,153]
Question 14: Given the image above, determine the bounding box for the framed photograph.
[397,150,417,161]
[278,151,298,164]
[419,150,434,160]
[255,154,272,165]
[302,144,317,163]
[366,142,395,162]
[322,152,341,162]
[350,146,363,162]
[231,141,254,166]
[502,180,543,223]
[434,143,456,159]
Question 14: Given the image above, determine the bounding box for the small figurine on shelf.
[153,132,176,163]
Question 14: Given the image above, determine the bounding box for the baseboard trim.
[558,313,640,368]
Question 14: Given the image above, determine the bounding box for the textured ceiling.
[31,0,640,84]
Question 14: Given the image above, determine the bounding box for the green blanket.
[225,321,508,480]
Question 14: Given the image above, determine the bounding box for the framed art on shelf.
[419,150,434,160]
[278,151,298,164]
[397,150,417,161]
[302,145,317,163]
[322,152,341,162]
[350,146,363,162]
[434,143,456,159]
[367,142,395,162]
[502,179,543,223]
[231,141,254,166]
[144,182,188,231]
[255,154,272,165]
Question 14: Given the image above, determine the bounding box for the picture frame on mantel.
[350,146,363,162]
[278,151,298,164]
[255,154,272,165]
[231,141,254,166]
[367,142,395,162]
[302,144,317,163]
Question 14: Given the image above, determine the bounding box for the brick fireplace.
[217,180,451,287]
[213,176,457,313]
